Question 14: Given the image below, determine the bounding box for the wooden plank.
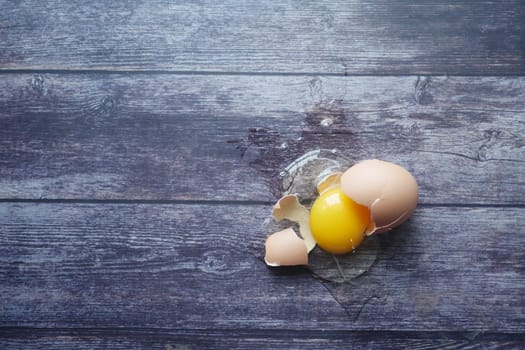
[1,74,524,204]
[1,203,524,332]
[1,328,524,350]
[0,0,524,74]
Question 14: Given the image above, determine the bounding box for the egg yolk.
[309,186,370,255]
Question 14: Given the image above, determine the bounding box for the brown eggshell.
[340,159,418,234]
[264,228,308,266]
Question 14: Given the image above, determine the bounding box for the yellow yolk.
[309,186,370,254]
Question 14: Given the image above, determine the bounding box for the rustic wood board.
[1,203,524,332]
[1,328,524,350]
[1,74,524,204]
[0,0,524,74]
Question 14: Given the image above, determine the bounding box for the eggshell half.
[340,159,418,234]
[265,228,309,266]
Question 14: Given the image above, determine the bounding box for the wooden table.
[1,1,524,349]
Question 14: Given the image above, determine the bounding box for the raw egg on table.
[264,158,419,267]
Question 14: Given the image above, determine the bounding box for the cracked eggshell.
[272,194,316,252]
[340,159,418,235]
[265,228,308,266]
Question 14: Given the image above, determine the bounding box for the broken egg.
[340,159,419,234]
[264,153,418,269]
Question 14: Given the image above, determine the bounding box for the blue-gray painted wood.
[0,203,524,332]
[1,328,524,350]
[0,74,523,204]
[1,0,524,348]
[0,0,524,74]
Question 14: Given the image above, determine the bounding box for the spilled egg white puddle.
[266,149,379,283]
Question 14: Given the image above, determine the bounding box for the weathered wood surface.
[1,329,524,350]
[1,203,524,332]
[1,74,524,204]
[0,0,524,74]
[1,0,524,348]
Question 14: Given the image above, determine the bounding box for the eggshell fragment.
[272,194,316,252]
[264,228,308,266]
[340,159,418,235]
[316,171,342,195]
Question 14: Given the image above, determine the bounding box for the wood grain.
[1,328,523,350]
[1,203,523,332]
[1,74,524,204]
[0,0,523,74]
[1,1,524,346]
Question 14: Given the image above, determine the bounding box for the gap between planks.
[1,69,525,77]
[1,327,524,341]
[0,198,524,209]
